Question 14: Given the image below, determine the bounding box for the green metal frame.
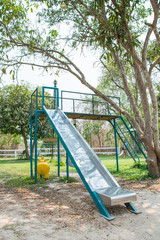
[30,115,33,178]
[113,116,147,163]
[38,82,58,158]
[30,85,142,220]
[125,202,142,214]
[57,137,60,177]
[30,86,59,182]
[66,152,69,179]
[110,119,142,164]
[113,119,119,171]
[30,85,147,180]
[61,90,120,116]
[124,117,147,158]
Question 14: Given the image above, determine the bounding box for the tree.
[0,84,54,158]
[0,132,21,150]
[82,121,104,147]
[0,1,160,176]
[97,58,141,114]
[0,84,32,158]
[92,123,104,147]
[157,86,160,131]
[83,122,93,146]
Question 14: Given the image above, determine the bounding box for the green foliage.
[38,0,151,51]
[0,133,21,149]
[147,40,160,64]
[82,120,110,147]
[53,160,66,166]
[105,127,114,145]
[82,122,92,145]
[0,0,29,65]
[0,84,32,136]
[0,84,54,157]
[97,58,141,116]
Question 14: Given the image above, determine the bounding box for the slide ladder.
[43,107,140,220]
[110,116,147,163]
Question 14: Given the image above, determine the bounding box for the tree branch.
[100,54,124,91]
[109,46,145,133]
[149,57,160,75]
[142,28,153,66]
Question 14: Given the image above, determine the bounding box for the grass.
[0,158,30,179]
[0,155,151,189]
[58,176,77,183]
[100,155,151,180]
[4,176,58,189]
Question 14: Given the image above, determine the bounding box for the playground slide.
[43,107,139,220]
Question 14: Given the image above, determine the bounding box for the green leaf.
[2,68,6,74]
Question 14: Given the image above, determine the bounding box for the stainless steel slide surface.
[44,107,136,206]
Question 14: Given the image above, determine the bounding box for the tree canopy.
[0,84,32,158]
[0,0,160,176]
[0,84,52,158]
[0,132,21,150]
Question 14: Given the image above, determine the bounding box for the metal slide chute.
[43,106,141,220]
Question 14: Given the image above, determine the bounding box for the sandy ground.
[0,173,160,240]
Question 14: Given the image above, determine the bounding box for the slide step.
[96,187,136,206]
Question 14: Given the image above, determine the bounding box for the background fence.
[0,146,120,158]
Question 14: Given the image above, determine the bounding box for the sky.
[3,50,101,93]
[2,47,102,94]
[21,49,101,93]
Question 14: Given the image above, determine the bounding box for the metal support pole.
[107,103,110,115]
[125,202,141,214]
[36,88,38,110]
[54,80,57,88]
[57,137,60,177]
[114,119,119,171]
[61,91,63,111]
[92,95,94,114]
[42,87,44,107]
[66,152,69,179]
[54,80,57,109]
[35,111,38,183]
[57,87,59,108]
[73,99,75,113]
[30,115,33,178]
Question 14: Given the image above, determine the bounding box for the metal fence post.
[34,111,38,183]
[30,115,33,178]
[57,138,60,177]
[114,119,119,171]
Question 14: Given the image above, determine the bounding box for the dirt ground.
[0,173,160,240]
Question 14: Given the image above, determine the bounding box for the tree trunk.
[143,137,160,177]
[146,151,160,178]
[97,135,102,148]
[21,126,29,159]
